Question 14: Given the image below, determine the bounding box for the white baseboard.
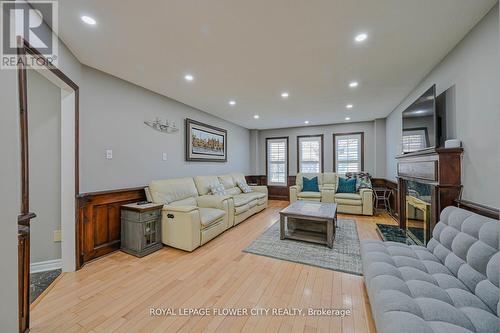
[30,259,62,273]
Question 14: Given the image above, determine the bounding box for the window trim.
[333,132,364,173]
[265,136,289,187]
[296,134,324,173]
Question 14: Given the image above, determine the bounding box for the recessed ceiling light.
[184,74,194,81]
[304,120,309,124]
[81,16,97,25]
[345,117,351,121]
[229,100,236,106]
[346,104,353,109]
[349,81,359,88]
[281,92,289,98]
[253,115,260,119]
[355,33,368,43]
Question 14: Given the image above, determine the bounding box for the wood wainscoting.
[246,175,296,201]
[77,187,146,268]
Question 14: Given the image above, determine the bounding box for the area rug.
[243,219,362,276]
[376,223,408,244]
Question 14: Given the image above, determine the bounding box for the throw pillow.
[302,176,320,192]
[345,172,373,191]
[237,181,252,193]
[209,184,227,196]
[337,177,356,193]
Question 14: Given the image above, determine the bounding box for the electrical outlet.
[162,152,167,161]
[53,230,61,242]
[106,149,113,159]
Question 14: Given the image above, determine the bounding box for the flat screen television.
[402,85,446,153]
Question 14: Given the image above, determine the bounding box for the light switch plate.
[162,152,167,161]
[106,149,113,159]
[53,230,61,242]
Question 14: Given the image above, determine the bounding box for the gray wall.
[386,5,500,207]
[27,70,62,263]
[80,66,251,193]
[0,55,21,333]
[254,120,387,178]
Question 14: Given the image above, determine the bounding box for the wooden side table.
[121,202,164,257]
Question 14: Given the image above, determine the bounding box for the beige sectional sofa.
[147,173,267,251]
[290,172,373,215]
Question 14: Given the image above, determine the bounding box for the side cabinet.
[77,187,146,268]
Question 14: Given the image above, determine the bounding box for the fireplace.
[405,180,432,245]
[396,148,463,242]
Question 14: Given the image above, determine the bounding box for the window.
[402,129,428,153]
[297,135,323,173]
[266,137,288,186]
[334,132,364,174]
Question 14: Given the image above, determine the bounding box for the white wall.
[27,69,62,263]
[386,5,500,207]
[255,120,387,178]
[80,66,251,192]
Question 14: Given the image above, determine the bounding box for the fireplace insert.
[405,180,432,245]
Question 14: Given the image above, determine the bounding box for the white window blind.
[402,129,426,153]
[298,136,322,173]
[267,138,288,186]
[335,133,362,174]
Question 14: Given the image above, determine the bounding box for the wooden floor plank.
[31,201,395,333]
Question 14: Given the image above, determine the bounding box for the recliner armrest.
[196,195,232,209]
[163,205,199,213]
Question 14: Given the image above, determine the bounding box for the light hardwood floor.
[31,200,397,333]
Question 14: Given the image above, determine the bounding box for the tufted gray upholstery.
[361,206,499,333]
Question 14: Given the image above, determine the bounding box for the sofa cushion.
[194,175,222,196]
[231,173,247,186]
[233,192,265,207]
[218,174,236,189]
[170,197,198,207]
[298,191,321,199]
[199,208,225,227]
[149,178,199,204]
[296,173,323,191]
[322,172,337,186]
[335,193,362,206]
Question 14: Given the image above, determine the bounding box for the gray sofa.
[361,206,499,333]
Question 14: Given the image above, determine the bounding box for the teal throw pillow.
[337,177,356,193]
[302,177,319,192]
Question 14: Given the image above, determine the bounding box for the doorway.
[17,39,79,332]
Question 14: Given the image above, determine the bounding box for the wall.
[386,5,500,207]
[255,120,387,178]
[80,66,251,193]
[0,56,21,333]
[27,69,62,264]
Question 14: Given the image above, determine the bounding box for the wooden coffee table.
[279,201,337,248]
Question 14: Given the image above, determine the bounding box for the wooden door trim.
[16,37,80,332]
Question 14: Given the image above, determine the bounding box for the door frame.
[16,36,80,331]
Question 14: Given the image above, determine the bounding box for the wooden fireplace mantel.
[396,148,463,234]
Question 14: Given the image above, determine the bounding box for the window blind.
[335,134,361,174]
[267,138,288,186]
[298,136,322,173]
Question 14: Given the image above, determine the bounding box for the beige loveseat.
[147,173,267,251]
[290,172,373,215]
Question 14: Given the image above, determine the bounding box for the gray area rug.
[243,219,362,275]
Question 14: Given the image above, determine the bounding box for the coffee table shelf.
[279,201,337,248]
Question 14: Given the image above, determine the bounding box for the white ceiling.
[57,0,496,129]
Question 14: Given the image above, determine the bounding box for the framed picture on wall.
[185,118,227,162]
